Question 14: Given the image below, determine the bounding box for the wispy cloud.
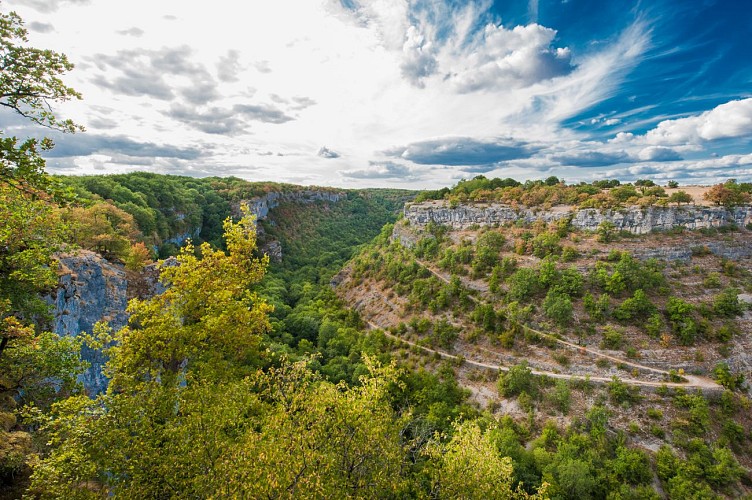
[6,0,749,186]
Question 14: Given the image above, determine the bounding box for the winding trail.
[368,320,718,389]
[380,258,723,391]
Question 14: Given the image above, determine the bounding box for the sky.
[2,0,752,188]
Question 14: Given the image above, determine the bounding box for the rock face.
[231,190,347,221]
[49,251,129,395]
[260,240,283,262]
[164,228,201,247]
[404,201,752,233]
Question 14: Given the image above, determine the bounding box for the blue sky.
[3,0,751,187]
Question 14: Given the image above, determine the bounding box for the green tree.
[596,220,616,243]
[667,190,693,206]
[0,6,86,485]
[472,230,505,274]
[29,213,275,496]
[543,290,573,327]
[712,288,743,317]
[0,8,82,194]
[666,297,698,345]
[425,420,546,499]
[612,289,656,322]
[107,211,271,390]
[498,361,537,398]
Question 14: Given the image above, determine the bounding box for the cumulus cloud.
[116,27,144,37]
[217,50,242,82]
[385,137,532,166]
[550,150,631,167]
[28,21,54,33]
[89,46,218,103]
[637,146,682,161]
[253,60,272,73]
[290,96,316,110]
[341,161,415,179]
[341,1,572,90]
[10,0,89,11]
[610,153,752,184]
[269,94,317,111]
[87,116,119,130]
[317,146,340,158]
[447,24,573,93]
[400,25,438,87]
[165,103,293,135]
[43,133,202,160]
[91,73,174,101]
[645,98,752,145]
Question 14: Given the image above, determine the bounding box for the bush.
[530,231,561,257]
[498,361,537,398]
[608,377,641,406]
[644,313,663,338]
[713,288,743,317]
[713,362,745,391]
[507,267,541,301]
[612,289,656,322]
[543,290,573,326]
[547,379,571,414]
[666,297,698,345]
[601,327,624,350]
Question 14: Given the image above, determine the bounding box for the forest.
[2,5,752,500]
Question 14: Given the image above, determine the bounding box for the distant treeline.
[414,175,752,209]
[57,172,415,257]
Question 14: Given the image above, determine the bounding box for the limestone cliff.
[230,190,347,221]
[49,251,129,394]
[404,201,752,233]
[48,252,177,395]
[230,189,346,262]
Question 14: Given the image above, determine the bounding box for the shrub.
[498,361,537,398]
[713,362,745,391]
[601,327,624,349]
[612,289,656,322]
[507,267,541,301]
[543,290,573,326]
[702,272,721,288]
[530,231,561,257]
[645,313,663,338]
[608,377,641,406]
[666,297,698,345]
[713,288,743,317]
[547,379,571,414]
[647,408,663,420]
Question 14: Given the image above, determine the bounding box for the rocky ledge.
[231,190,347,221]
[404,201,752,234]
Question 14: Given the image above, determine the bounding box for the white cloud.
[8,0,744,188]
[445,23,573,93]
[341,161,416,180]
[645,98,752,145]
[637,146,682,161]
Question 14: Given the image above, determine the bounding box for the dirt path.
[408,259,722,391]
[373,322,721,390]
[368,320,720,389]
